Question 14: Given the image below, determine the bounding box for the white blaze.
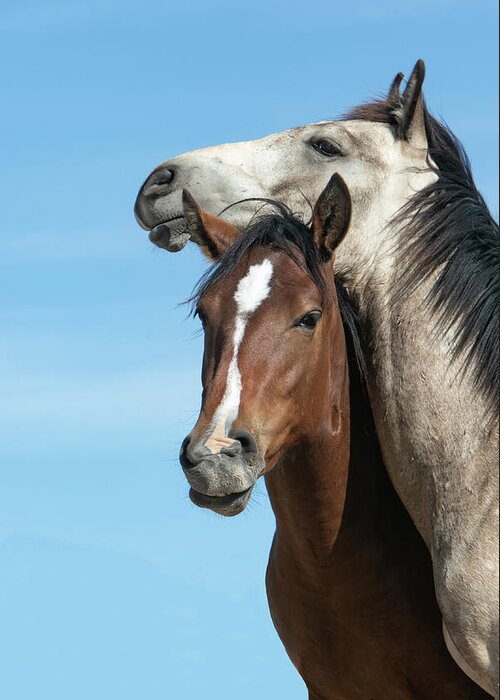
[205,259,273,454]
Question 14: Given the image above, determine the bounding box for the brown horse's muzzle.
[180,428,263,517]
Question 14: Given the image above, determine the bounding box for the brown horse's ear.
[394,59,427,147]
[182,190,240,261]
[312,174,352,260]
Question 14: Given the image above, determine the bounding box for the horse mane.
[346,98,499,420]
[190,205,367,379]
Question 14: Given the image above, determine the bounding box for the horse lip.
[149,215,185,235]
[148,217,190,252]
[189,486,253,516]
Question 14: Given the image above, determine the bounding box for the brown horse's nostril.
[143,166,176,198]
[228,428,258,458]
[180,436,195,470]
[180,435,212,470]
[180,429,258,471]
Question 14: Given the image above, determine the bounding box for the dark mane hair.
[190,205,366,378]
[346,98,499,420]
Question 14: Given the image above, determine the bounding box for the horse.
[175,176,489,699]
[135,61,499,695]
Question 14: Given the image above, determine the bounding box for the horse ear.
[394,59,427,146]
[182,190,240,261]
[312,174,352,260]
[387,71,404,105]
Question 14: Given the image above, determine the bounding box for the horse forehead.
[224,120,397,176]
[234,257,274,314]
[202,250,276,310]
[258,118,394,148]
[204,249,315,313]
[195,119,392,152]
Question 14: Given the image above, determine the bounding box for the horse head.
[135,61,436,288]
[179,175,351,516]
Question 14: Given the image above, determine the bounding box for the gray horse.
[135,61,499,696]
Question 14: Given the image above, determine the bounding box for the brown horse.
[178,176,488,699]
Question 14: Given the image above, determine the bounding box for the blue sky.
[0,1,498,698]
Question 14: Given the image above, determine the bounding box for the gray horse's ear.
[182,190,240,261]
[387,71,404,105]
[312,174,352,259]
[394,59,427,144]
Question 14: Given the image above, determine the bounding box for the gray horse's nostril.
[143,166,176,197]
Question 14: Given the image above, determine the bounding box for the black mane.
[190,205,366,378]
[347,98,499,420]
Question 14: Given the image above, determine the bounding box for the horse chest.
[265,552,406,700]
[265,546,489,700]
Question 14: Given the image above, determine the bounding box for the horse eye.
[296,311,322,330]
[311,139,341,157]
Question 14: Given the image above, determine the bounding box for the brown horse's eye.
[295,311,322,330]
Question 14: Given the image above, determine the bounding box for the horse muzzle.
[135,152,269,251]
[180,430,263,517]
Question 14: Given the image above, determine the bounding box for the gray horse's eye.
[310,139,342,157]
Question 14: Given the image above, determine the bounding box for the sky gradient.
[0,1,498,698]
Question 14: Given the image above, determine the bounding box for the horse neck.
[343,213,498,551]
[265,326,400,571]
[335,342,398,553]
[264,316,351,563]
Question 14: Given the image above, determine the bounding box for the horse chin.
[149,218,190,252]
[189,486,254,517]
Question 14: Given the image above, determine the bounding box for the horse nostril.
[180,436,195,470]
[144,166,176,197]
[180,436,212,470]
[230,429,258,457]
[155,168,175,186]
